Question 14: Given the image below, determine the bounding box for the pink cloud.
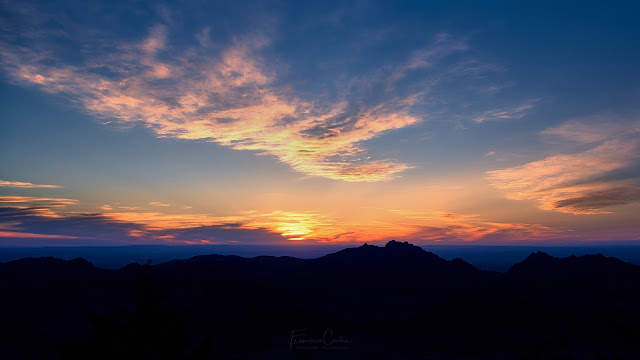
[0,25,449,182]
[0,180,62,188]
[0,196,78,206]
[102,207,564,244]
[0,230,80,239]
[487,118,640,214]
[149,202,170,207]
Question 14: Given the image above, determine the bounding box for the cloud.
[0,18,436,182]
[390,34,468,81]
[149,202,170,207]
[0,230,80,239]
[0,180,62,188]
[553,186,640,212]
[0,196,78,206]
[0,3,535,185]
[141,24,167,54]
[383,209,561,243]
[487,117,640,214]
[0,207,143,244]
[118,206,142,210]
[0,196,79,218]
[540,116,626,143]
[0,5,515,183]
[0,198,565,245]
[101,209,332,241]
[472,99,538,123]
[103,207,565,244]
[0,205,290,245]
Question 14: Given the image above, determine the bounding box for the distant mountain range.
[1,240,639,359]
[4,242,640,271]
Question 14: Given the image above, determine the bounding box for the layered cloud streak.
[0,202,564,245]
[487,117,640,214]
[0,180,61,188]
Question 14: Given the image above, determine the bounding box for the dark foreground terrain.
[1,240,639,359]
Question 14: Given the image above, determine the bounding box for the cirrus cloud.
[0,0,520,183]
[487,117,640,214]
[472,99,539,123]
[0,20,429,182]
[0,180,61,188]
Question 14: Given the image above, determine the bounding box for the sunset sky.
[1,0,639,246]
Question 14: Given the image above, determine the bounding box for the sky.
[1,0,639,246]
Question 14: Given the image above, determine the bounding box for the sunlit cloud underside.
[487,118,640,214]
[0,25,435,182]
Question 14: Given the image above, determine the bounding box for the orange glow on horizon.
[99,206,565,244]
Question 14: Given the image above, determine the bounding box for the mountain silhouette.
[501,251,640,303]
[1,241,639,359]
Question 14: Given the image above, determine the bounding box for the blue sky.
[1,0,639,245]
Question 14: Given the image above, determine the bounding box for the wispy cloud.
[0,180,61,188]
[102,209,333,241]
[0,230,80,239]
[539,115,628,142]
[487,117,640,214]
[149,201,170,207]
[0,1,518,183]
[0,196,78,206]
[0,207,138,244]
[0,198,565,244]
[390,33,468,81]
[0,19,434,182]
[118,206,142,211]
[0,195,79,218]
[472,99,538,123]
[383,209,561,243]
[64,206,565,244]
